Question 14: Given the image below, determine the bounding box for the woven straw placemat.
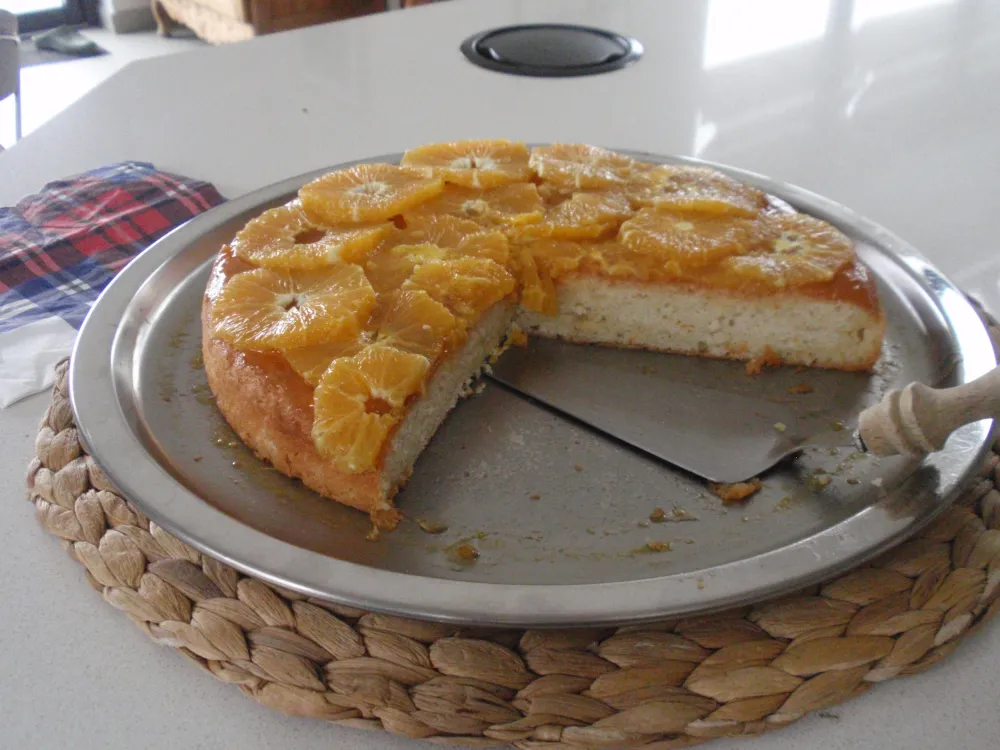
[26,319,1000,748]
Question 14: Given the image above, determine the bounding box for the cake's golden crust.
[202,252,401,528]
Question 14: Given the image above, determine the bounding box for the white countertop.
[2,1,1000,747]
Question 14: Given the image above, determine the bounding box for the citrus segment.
[524,238,591,279]
[403,257,515,320]
[363,242,448,294]
[284,333,370,386]
[618,209,770,274]
[374,289,461,361]
[529,144,638,190]
[526,191,634,240]
[724,213,854,287]
[580,239,675,281]
[403,214,484,247]
[231,201,389,270]
[300,164,444,224]
[403,183,544,227]
[313,382,393,473]
[210,264,376,350]
[454,231,510,264]
[629,165,768,217]
[401,139,531,189]
[313,345,430,472]
[514,248,558,315]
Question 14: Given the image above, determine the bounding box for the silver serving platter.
[70,151,996,627]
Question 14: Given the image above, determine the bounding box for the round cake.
[202,141,885,529]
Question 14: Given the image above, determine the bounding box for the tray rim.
[69,150,997,626]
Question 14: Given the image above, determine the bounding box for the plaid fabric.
[0,162,225,334]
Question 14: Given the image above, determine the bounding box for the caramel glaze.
[567,259,882,315]
[700,259,883,314]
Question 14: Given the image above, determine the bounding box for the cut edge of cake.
[377,300,515,513]
[516,272,885,372]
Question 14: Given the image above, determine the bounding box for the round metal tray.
[69,151,996,627]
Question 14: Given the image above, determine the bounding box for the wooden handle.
[858,365,1000,456]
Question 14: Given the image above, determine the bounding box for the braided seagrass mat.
[25,309,1000,749]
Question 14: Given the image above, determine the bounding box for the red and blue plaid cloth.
[0,161,225,407]
[1,161,225,333]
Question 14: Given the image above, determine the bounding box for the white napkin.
[0,316,79,408]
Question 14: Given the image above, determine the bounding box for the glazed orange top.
[205,140,880,473]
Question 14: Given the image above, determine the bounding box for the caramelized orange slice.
[283,332,370,386]
[313,345,430,472]
[403,256,516,321]
[375,289,461,361]
[363,242,448,294]
[629,165,768,217]
[401,139,531,189]
[530,144,638,190]
[524,238,591,279]
[232,201,389,270]
[453,231,510,264]
[724,213,854,287]
[514,248,558,315]
[403,183,544,227]
[525,191,634,240]
[401,215,511,264]
[618,209,769,273]
[403,214,484,247]
[300,164,443,224]
[210,264,376,350]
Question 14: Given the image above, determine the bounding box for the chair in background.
[0,9,22,143]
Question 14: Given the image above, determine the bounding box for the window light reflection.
[703,0,832,69]
[852,0,957,29]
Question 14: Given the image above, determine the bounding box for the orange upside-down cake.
[202,141,885,528]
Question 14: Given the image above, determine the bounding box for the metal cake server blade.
[486,337,831,483]
[487,338,1000,483]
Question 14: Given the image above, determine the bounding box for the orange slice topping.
[724,213,854,287]
[529,144,638,190]
[629,165,768,217]
[514,248,558,315]
[402,214,484,247]
[526,191,633,240]
[232,201,389,270]
[401,139,531,189]
[313,345,430,472]
[617,209,770,275]
[210,264,376,350]
[403,183,544,227]
[401,215,511,264]
[363,242,448,294]
[299,164,443,224]
[524,238,591,279]
[374,289,461,362]
[403,256,516,321]
[283,333,370,386]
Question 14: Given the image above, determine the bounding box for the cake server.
[487,337,1000,484]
